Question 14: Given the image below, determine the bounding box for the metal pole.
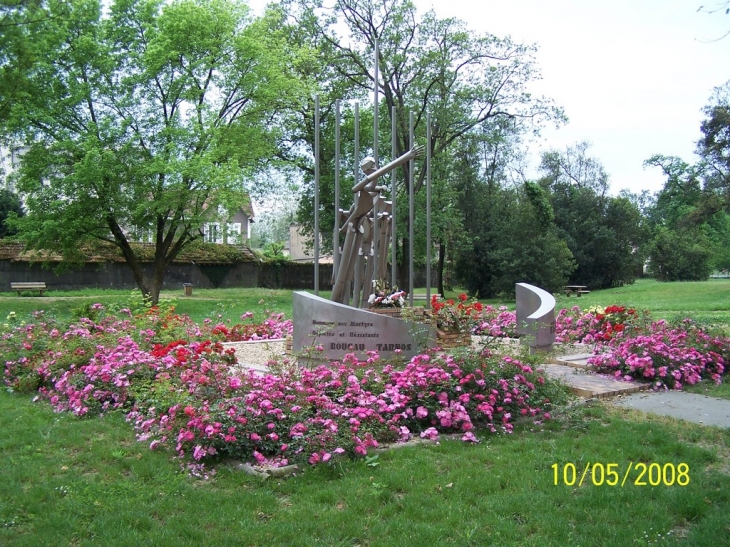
[314,95,320,295]
[352,101,359,307]
[371,40,380,295]
[333,99,341,284]
[391,106,397,289]
[426,113,432,307]
[408,110,414,307]
[373,38,379,166]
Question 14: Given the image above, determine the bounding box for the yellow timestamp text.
[551,462,690,487]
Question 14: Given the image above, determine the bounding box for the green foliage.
[2,0,303,303]
[281,0,563,286]
[260,241,290,264]
[698,79,730,203]
[649,227,713,281]
[0,189,24,238]
[454,183,575,297]
[541,144,648,289]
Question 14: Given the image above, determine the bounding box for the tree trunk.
[437,241,446,297]
[398,236,409,290]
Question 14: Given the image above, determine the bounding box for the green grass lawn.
[2,392,729,546]
[1,277,727,327]
[554,278,730,327]
[0,287,297,325]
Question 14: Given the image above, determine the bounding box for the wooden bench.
[564,285,590,297]
[10,282,47,296]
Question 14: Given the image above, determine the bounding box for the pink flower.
[420,427,439,440]
[416,406,428,419]
[461,432,479,443]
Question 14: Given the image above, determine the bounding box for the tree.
[454,182,574,297]
[539,141,610,198]
[698,80,730,204]
[279,0,563,288]
[0,189,23,237]
[649,227,713,281]
[539,143,646,289]
[644,154,729,277]
[3,0,301,303]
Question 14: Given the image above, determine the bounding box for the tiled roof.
[0,240,259,264]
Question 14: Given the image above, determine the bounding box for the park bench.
[10,282,47,296]
[564,285,590,297]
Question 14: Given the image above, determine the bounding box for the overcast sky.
[250,0,730,195]
[420,0,730,195]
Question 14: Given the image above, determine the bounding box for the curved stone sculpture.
[515,283,556,350]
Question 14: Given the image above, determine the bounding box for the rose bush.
[2,302,560,472]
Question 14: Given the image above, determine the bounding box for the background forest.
[1,0,729,300]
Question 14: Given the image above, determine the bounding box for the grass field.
[2,392,729,546]
[2,279,730,545]
[0,277,727,326]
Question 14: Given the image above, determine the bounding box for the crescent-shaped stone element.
[515,283,556,350]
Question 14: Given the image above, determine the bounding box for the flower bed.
[1,302,561,474]
[3,297,728,475]
[127,350,555,470]
[587,319,728,389]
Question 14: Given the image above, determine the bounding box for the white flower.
[368,294,376,304]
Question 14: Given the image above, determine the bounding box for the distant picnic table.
[564,285,590,297]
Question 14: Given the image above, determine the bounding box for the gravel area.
[222,339,287,368]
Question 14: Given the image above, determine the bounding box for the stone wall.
[0,259,430,292]
[0,260,344,292]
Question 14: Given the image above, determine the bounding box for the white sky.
[250,0,730,195]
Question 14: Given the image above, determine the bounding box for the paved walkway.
[543,352,730,429]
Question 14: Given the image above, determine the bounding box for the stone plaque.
[515,282,556,350]
[293,291,433,361]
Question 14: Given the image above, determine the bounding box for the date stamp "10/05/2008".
[551,462,690,487]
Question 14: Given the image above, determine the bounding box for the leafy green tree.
[649,227,713,281]
[645,154,730,276]
[540,143,647,289]
[3,0,301,303]
[278,0,563,288]
[454,183,574,297]
[0,188,23,237]
[698,80,730,204]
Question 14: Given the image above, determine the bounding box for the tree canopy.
[2,0,303,302]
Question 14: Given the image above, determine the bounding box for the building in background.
[0,145,29,192]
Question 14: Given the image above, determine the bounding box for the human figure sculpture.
[331,146,423,306]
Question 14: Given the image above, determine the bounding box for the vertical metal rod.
[314,95,320,295]
[373,38,379,166]
[333,100,341,284]
[353,102,359,307]
[426,113,432,307]
[390,106,397,289]
[354,102,360,199]
[371,39,380,296]
[408,110,414,307]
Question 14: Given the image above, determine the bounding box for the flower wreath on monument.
[368,278,407,308]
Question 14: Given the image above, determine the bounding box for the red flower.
[458,293,468,302]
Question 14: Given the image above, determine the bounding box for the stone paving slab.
[539,364,651,399]
[608,391,730,428]
[550,353,596,368]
